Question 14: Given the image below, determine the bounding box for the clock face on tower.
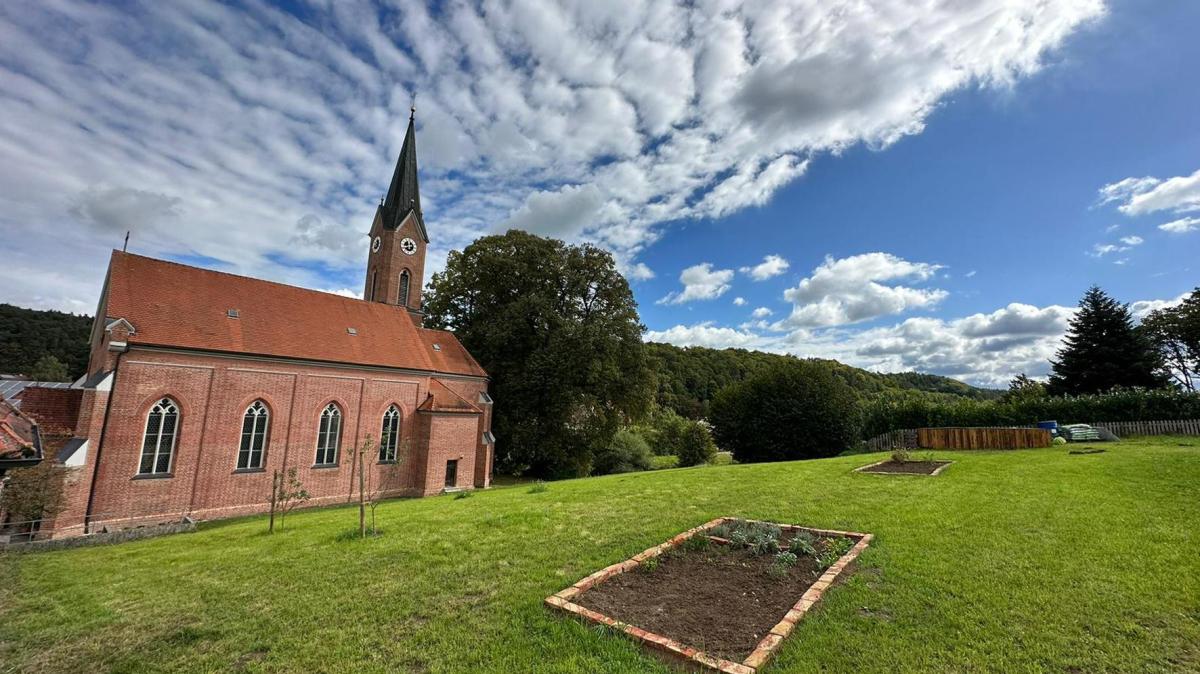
[371,236,381,253]
[400,237,417,255]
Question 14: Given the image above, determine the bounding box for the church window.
[315,403,342,466]
[138,398,179,475]
[237,400,269,470]
[398,270,411,306]
[379,405,401,462]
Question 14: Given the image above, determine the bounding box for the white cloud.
[740,254,790,281]
[1119,235,1143,246]
[658,263,735,305]
[644,291,1192,387]
[1159,216,1200,234]
[1090,242,1132,257]
[965,270,977,278]
[644,322,763,349]
[502,183,605,238]
[622,261,655,281]
[778,252,947,328]
[1130,292,1187,320]
[322,287,363,299]
[732,297,746,306]
[1098,168,1200,216]
[751,307,773,318]
[0,0,1107,311]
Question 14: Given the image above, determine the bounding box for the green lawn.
[2,437,1198,673]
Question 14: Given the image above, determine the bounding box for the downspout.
[84,347,126,532]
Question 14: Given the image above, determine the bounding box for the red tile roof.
[417,379,482,414]
[0,397,37,461]
[104,252,487,378]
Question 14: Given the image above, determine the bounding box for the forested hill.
[646,342,1001,419]
[0,304,92,380]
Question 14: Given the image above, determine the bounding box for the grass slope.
[2,438,1198,673]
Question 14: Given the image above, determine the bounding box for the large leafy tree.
[709,359,860,463]
[1141,287,1200,391]
[423,230,653,478]
[1048,286,1166,395]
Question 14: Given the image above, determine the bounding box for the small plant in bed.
[569,519,867,665]
[860,452,952,475]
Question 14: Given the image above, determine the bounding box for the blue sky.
[0,1,1196,386]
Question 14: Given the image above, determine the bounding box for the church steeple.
[379,107,428,242]
[363,105,429,313]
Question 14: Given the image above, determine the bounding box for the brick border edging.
[544,517,873,673]
[853,459,954,476]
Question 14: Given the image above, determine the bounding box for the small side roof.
[417,380,482,414]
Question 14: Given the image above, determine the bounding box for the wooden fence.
[916,427,1050,450]
[861,418,1200,452]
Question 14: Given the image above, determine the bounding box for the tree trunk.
[268,470,278,533]
[358,448,366,538]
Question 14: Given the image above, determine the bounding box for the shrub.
[891,448,910,464]
[710,360,861,463]
[860,388,1200,440]
[591,429,653,475]
[649,455,679,470]
[676,421,717,467]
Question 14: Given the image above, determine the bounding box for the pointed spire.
[380,101,427,241]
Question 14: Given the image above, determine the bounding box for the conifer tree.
[1047,286,1166,395]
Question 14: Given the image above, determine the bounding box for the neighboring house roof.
[0,397,41,467]
[103,251,486,379]
[418,379,482,414]
[0,380,70,407]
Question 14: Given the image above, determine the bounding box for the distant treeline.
[0,304,92,380]
[644,342,1001,420]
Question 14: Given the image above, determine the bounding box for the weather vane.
[410,91,416,119]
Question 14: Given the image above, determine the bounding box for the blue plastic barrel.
[1036,420,1058,430]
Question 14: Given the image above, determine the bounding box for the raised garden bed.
[855,459,952,475]
[545,518,871,673]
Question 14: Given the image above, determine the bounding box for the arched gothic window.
[139,398,179,475]
[315,403,342,466]
[398,270,411,306]
[379,405,401,462]
[237,400,270,470]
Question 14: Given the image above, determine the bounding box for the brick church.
[14,111,495,538]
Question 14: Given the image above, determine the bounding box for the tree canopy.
[1141,287,1200,391]
[423,230,653,478]
[0,304,92,380]
[709,359,861,463]
[1048,286,1166,395]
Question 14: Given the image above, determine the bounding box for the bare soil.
[861,460,950,475]
[575,534,856,662]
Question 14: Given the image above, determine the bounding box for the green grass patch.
[2,437,1198,672]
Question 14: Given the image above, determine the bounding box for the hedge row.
[861,389,1200,439]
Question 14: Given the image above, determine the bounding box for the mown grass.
[2,437,1198,673]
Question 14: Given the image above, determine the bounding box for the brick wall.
[18,387,83,436]
[67,348,492,534]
